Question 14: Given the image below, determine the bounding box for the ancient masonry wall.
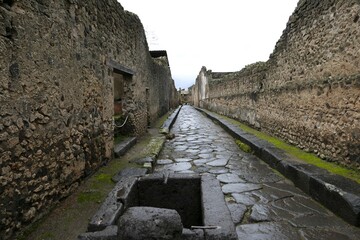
[193,0,360,168]
[0,0,178,238]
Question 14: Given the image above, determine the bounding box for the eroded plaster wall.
[0,0,178,238]
[193,0,360,167]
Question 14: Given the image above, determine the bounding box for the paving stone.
[298,228,357,240]
[236,222,300,240]
[208,167,229,174]
[174,158,193,162]
[217,173,244,183]
[249,204,273,222]
[193,166,210,173]
[232,193,259,206]
[289,214,349,229]
[222,183,262,194]
[193,159,213,166]
[178,170,196,174]
[206,158,228,167]
[157,159,174,165]
[227,203,247,224]
[166,162,192,172]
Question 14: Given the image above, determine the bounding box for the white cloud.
[118,0,298,89]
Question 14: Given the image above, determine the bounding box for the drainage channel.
[79,173,237,239]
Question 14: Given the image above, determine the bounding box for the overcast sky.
[118,0,299,89]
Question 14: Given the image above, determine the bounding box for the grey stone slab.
[217,173,244,183]
[289,214,350,229]
[174,146,188,151]
[114,137,137,157]
[187,149,200,154]
[232,193,259,206]
[193,159,213,166]
[298,228,359,240]
[178,170,196,174]
[166,162,192,172]
[227,203,247,224]
[270,196,331,221]
[222,183,262,194]
[198,153,215,159]
[249,183,299,204]
[236,222,300,240]
[230,156,283,184]
[157,159,174,165]
[208,167,229,174]
[174,158,193,162]
[193,166,210,173]
[249,204,273,222]
[206,158,228,167]
[201,174,238,240]
[199,149,214,154]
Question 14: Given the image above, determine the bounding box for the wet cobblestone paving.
[155,106,360,240]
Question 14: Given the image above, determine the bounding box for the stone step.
[114,137,137,157]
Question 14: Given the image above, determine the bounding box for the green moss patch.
[77,190,103,203]
[235,140,252,153]
[95,173,112,184]
[215,113,360,183]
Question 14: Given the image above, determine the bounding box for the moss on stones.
[218,114,360,184]
[235,140,252,153]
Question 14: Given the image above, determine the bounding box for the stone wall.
[0,0,178,238]
[193,0,360,168]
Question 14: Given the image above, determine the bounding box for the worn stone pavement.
[155,105,360,240]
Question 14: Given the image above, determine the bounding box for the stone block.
[88,177,138,231]
[117,207,183,240]
[201,174,238,240]
[114,137,137,157]
[309,174,360,226]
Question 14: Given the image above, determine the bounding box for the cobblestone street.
[155,106,360,240]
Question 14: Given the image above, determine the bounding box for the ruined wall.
[194,0,360,168]
[0,0,178,238]
[192,66,209,107]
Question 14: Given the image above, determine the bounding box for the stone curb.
[114,137,137,158]
[196,107,360,227]
[201,174,238,240]
[160,105,183,134]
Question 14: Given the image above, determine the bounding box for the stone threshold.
[114,137,137,157]
[195,107,360,227]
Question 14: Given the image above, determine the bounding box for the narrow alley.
[155,105,360,240]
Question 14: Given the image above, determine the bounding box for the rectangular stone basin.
[84,172,237,240]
